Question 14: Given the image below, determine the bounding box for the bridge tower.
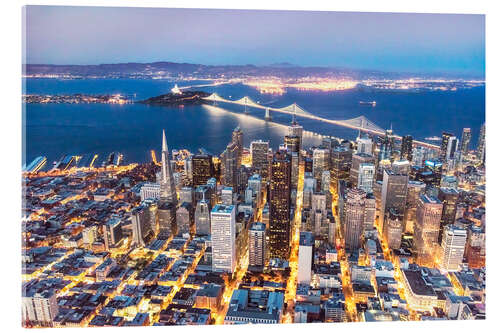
[265,107,272,121]
[212,93,217,106]
[244,97,249,114]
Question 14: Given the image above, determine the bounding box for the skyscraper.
[176,202,193,236]
[298,232,314,285]
[192,154,215,187]
[401,135,413,161]
[344,188,366,252]
[157,201,176,234]
[476,123,485,163]
[391,159,411,175]
[356,135,373,155]
[195,199,211,236]
[250,140,269,179]
[445,136,459,161]
[331,146,352,192]
[179,186,194,204]
[364,193,376,230]
[288,119,304,152]
[440,132,453,161]
[211,204,236,274]
[384,208,403,250]
[232,126,244,167]
[381,169,408,235]
[160,130,177,204]
[439,225,467,272]
[221,141,239,189]
[379,128,395,162]
[414,194,443,264]
[269,151,292,259]
[405,181,426,233]
[357,163,375,194]
[313,148,330,191]
[248,222,266,271]
[350,153,375,186]
[131,204,152,247]
[284,135,301,154]
[103,217,123,250]
[437,187,460,241]
[459,128,472,158]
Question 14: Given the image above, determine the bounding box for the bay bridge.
[202,93,439,149]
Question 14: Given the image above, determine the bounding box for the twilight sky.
[25,6,485,77]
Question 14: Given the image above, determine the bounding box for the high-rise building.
[440,132,453,161]
[404,181,426,233]
[439,225,467,272]
[248,222,266,271]
[298,232,314,285]
[221,186,233,205]
[103,217,123,250]
[384,208,403,250]
[312,192,327,217]
[176,202,193,236]
[465,225,485,269]
[195,199,211,236]
[422,159,443,188]
[131,204,152,247]
[401,135,413,161]
[250,140,269,179]
[211,204,236,273]
[269,151,292,259]
[437,187,460,241]
[357,163,375,194]
[321,170,332,211]
[326,217,336,247]
[331,147,352,191]
[344,188,366,252]
[284,135,301,154]
[221,141,239,189]
[459,128,472,159]
[157,201,176,234]
[290,152,300,190]
[446,136,459,161]
[350,153,375,186]
[192,154,215,187]
[288,120,304,151]
[364,193,376,230]
[414,194,443,264]
[160,130,177,204]
[140,182,161,201]
[356,135,373,155]
[379,129,395,161]
[381,169,408,235]
[313,148,330,191]
[179,187,194,204]
[184,155,193,181]
[232,126,244,167]
[392,159,411,175]
[476,123,485,163]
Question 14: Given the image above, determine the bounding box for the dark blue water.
[24,78,485,165]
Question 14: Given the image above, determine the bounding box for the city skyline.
[21,5,486,328]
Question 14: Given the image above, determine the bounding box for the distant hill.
[24,61,388,79]
[24,61,479,80]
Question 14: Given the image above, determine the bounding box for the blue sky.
[25,6,485,77]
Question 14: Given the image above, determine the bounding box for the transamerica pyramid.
[160,129,177,204]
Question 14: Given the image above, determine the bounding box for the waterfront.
[24,78,485,164]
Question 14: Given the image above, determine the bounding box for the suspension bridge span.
[202,93,439,149]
